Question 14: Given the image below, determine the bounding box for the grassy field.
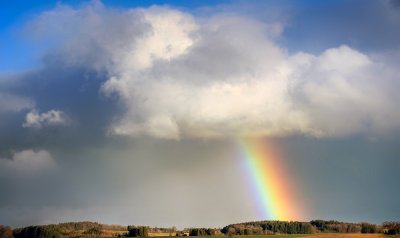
[189,235,400,238]
[85,234,400,238]
[274,235,397,238]
[149,232,177,236]
[80,232,400,238]
[239,233,400,238]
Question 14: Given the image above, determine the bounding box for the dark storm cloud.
[0,0,399,229]
[0,63,120,154]
[390,0,400,8]
[0,139,254,228]
[279,136,400,222]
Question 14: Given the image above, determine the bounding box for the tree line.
[382,221,400,235]
[127,226,149,237]
[221,221,314,235]
[310,220,362,233]
[220,220,399,236]
[1,220,400,238]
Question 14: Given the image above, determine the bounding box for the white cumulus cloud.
[28,3,400,139]
[22,109,69,129]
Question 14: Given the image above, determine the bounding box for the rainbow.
[238,137,299,221]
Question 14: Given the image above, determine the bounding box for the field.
[190,235,400,238]
[149,232,177,236]
[220,233,400,238]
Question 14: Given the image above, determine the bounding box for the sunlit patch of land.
[153,235,400,238]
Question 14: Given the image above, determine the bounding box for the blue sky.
[0,0,400,229]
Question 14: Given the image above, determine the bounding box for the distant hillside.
[12,221,127,238]
[2,220,399,238]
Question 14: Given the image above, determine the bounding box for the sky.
[0,0,400,229]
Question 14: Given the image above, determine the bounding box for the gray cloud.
[0,93,34,112]
[0,149,56,176]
